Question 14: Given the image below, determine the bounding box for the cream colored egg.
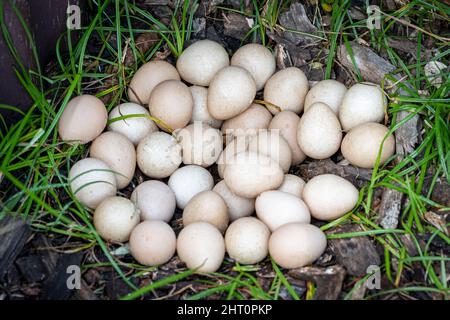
[225,217,270,264]
[130,180,176,222]
[221,104,272,144]
[58,95,107,144]
[297,102,342,159]
[207,66,257,120]
[223,151,284,198]
[230,43,276,91]
[269,111,306,165]
[176,123,223,167]
[93,196,140,242]
[148,80,193,132]
[269,223,327,269]
[217,136,249,179]
[339,82,387,131]
[341,122,395,168]
[108,103,158,146]
[176,39,229,86]
[128,60,180,104]
[168,165,214,209]
[177,222,225,272]
[183,191,229,232]
[129,221,176,266]
[255,190,310,231]
[189,86,223,128]
[136,132,182,178]
[278,174,305,198]
[302,174,359,221]
[213,180,255,221]
[90,132,136,189]
[247,130,292,173]
[69,158,117,209]
[304,79,347,114]
[263,67,309,114]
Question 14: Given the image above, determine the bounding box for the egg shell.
[176,40,229,86]
[269,111,306,165]
[207,66,257,120]
[269,223,327,269]
[58,95,107,144]
[223,151,284,198]
[69,158,117,209]
[183,191,229,232]
[89,132,136,189]
[176,122,223,167]
[213,180,255,221]
[302,174,359,221]
[304,79,347,114]
[128,60,180,104]
[247,129,293,173]
[168,165,214,209]
[148,80,193,132]
[93,196,140,242]
[339,82,386,131]
[189,86,223,128]
[129,221,176,266]
[177,222,225,272]
[225,217,270,264]
[130,180,176,222]
[263,67,309,114]
[221,104,272,144]
[108,103,158,146]
[255,190,311,231]
[136,132,182,179]
[217,136,250,179]
[297,102,342,159]
[230,43,276,91]
[278,174,306,198]
[341,122,395,168]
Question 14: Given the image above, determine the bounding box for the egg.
[93,196,140,242]
[230,43,276,91]
[341,122,395,168]
[176,122,223,167]
[128,60,180,104]
[269,111,306,165]
[89,132,136,189]
[213,180,255,221]
[263,67,309,114]
[247,129,292,173]
[255,190,310,231]
[223,151,284,198]
[217,136,250,179]
[225,217,270,264]
[69,158,117,209]
[176,39,229,86]
[302,174,359,221]
[148,80,193,132]
[221,104,272,144]
[304,79,347,114]
[339,82,387,131]
[278,174,306,198]
[58,95,107,144]
[207,66,257,120]
[177,222,225,272]
[297,102,342,159]
[168,165,214,209]
[108,103,158,146]
[269,223,327,269]
[183,191,229,232]
[189,86,223,129]
[129,221,176,266]
[130,180,176,222]
[136,132,182,179]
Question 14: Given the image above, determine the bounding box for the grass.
[0,0,449,300]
